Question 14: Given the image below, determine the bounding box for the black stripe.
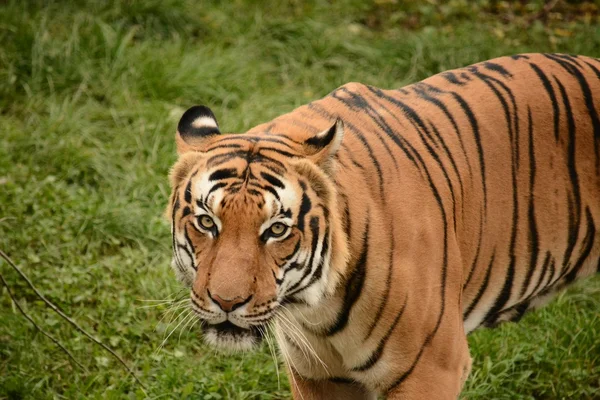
[206,151,248,168]
[209,168,237,181]
[441,72,465,86]
[331,87,401,171]
[413,86,468,229]
[352,295,407,372]
[171,194,187,274]
[471,67,521,169]
[463,218,483,290]
[372,88,455,189]
[483,62,513,77]
[308,102,386,197]
[365,89,451,392]
[470,68,519,325]
[182,224,197,271]
[260,171,285,189]
[364,224,394,340]
[204,143,244,152]
[253,183,279,201]
[361,87,421,168]
[545,53,600,165]
[385,335,428,393]
[520,107,539,298]
[259,146,302,158]
[207,182,227,196]
[305,226,330,287]
[326,220,369,336]
[340,193,352,239]
[339,143,366,171]
[206,150,287,170]
[564,207,595,283]
[247,188,263,197]
[528,62,560,141]
[195,199,209,212]
[427,120,461,232]
[284,216,322,296]
[529,251,552,298]
[551,53,582,67]
[583,60,600,80]
[554,77,581,269]
[283,241,301,263]
[184,179,193,203]
[449,92,487,208]
[463,252,495,320]
[416,84,473,178]
[256,136,299,149]
[364,85,459,216]
[296,181,312,233]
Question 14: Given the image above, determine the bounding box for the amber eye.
[198,215,215,230]
[268,222,288,238]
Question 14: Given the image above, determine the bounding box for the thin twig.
[0,272,87,372]
[0,249,148,396]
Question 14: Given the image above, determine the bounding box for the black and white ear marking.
[177,105,221,142]
[303,118,344,163]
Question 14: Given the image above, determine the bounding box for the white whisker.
[260,324,281,390]
[154,301,191,331]
[178,312,198,343]
[277,308,330,375]
[273,327,304,400]
[156,309,193,354]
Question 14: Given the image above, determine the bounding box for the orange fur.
[167,54,600,399]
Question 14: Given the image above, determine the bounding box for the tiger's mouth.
[203,321,264,352]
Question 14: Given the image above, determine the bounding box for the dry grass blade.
[0,272,87,372]
[0,249,148,396]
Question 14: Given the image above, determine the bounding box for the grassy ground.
[1,1,599,399]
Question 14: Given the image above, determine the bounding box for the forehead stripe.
[260,171,285,188]
[259,147,301,158]
[204,143,244,152]
[257,184,279,201]
[297,190,312,232]
[207,182,227,196]
[184,180,192,203]
[209,168,238,181]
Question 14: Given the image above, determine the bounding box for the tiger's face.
[166,106,348,352]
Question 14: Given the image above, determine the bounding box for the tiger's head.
[165,106,349,352]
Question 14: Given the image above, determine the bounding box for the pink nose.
[208,290,252,312]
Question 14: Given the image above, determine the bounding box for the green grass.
[0,0,599,399]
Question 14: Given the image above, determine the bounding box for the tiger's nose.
[207,289,252,312]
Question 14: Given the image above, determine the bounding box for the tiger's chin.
[203,321,263,353]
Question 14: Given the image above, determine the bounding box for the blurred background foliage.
[0,0,599,399]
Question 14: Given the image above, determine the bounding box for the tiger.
[165,53,600,399]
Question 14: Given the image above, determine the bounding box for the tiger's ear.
[302,119,344,168]
[176,105,220,154]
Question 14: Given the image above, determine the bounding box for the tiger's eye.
[269,223,287,237]
[199,215,215,230]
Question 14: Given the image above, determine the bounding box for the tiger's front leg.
[384,307,472,400]
[288,367,377,400]
[385,350,472,400]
